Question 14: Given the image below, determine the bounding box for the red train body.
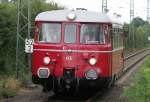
[32,10,124,91]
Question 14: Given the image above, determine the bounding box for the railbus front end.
[31,10,124,92]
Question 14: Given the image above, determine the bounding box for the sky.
[47,0,147,23]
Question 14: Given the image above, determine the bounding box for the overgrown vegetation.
[0,0,63,76]
[123,55,150,102]
[0,77,21,99]
[124,17,150,49]
[0,0,63,99]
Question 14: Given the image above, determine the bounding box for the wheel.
[42,83,52,93]
[108,75,116,88]
[112,75,116,86]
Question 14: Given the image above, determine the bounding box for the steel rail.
[124,48,149,60]
[118,49,149,82]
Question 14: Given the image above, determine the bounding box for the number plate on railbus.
[25,39,34,53]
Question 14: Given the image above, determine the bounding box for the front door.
[62,23,79,69]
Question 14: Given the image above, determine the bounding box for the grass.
[0,77,21,98]
[123,54,150,102]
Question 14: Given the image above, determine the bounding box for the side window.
[120,28,123,47]
[113,27,123,49]
[112,28,115,49]
[103,25,110,43]
[64,24,76,43]
[113,28,119,49]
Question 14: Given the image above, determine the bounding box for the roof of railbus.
[35,9,117,23]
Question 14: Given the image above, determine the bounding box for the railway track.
[86,48,149,102]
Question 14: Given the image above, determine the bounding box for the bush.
[0,77,21,98]
[1,89,17,98]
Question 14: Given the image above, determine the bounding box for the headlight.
[85,69,98,80]
[67,13,76,20]
[43,57,50,65]
[38,68,50,78]
[89,58,97,65]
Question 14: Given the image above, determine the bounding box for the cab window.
[39,23,61,43]
[80,24,104,44]
[64,24,76,43]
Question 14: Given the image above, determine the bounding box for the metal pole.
[27,0,32,84]
[16,0,20,79]
[102,0,107,13]
[147,0,150,23]
[132,0,135,48]
[147,0,150,45]
[16,0,32,82]
[130,0,134,48]
[102,0,104,13]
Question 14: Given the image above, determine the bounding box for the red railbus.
[32,9,124,92]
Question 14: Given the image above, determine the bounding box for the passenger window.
[112,24,123,49]
[64,24,76,43]
[113,28,123,49]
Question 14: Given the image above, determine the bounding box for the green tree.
[124,17,150,49]
[0,0,9,3]
[0,2,17,74]
[135,26,146,48]
[0,1,63,75]
[132,17,146,28]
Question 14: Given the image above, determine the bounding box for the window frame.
[112,23,123,49]
[63,23,78,44]
[79,23,105,45]
[37,22,62,44]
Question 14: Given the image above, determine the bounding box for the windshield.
[64,24,76,43]
[80,24,104,44]
[39,23,61,43]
